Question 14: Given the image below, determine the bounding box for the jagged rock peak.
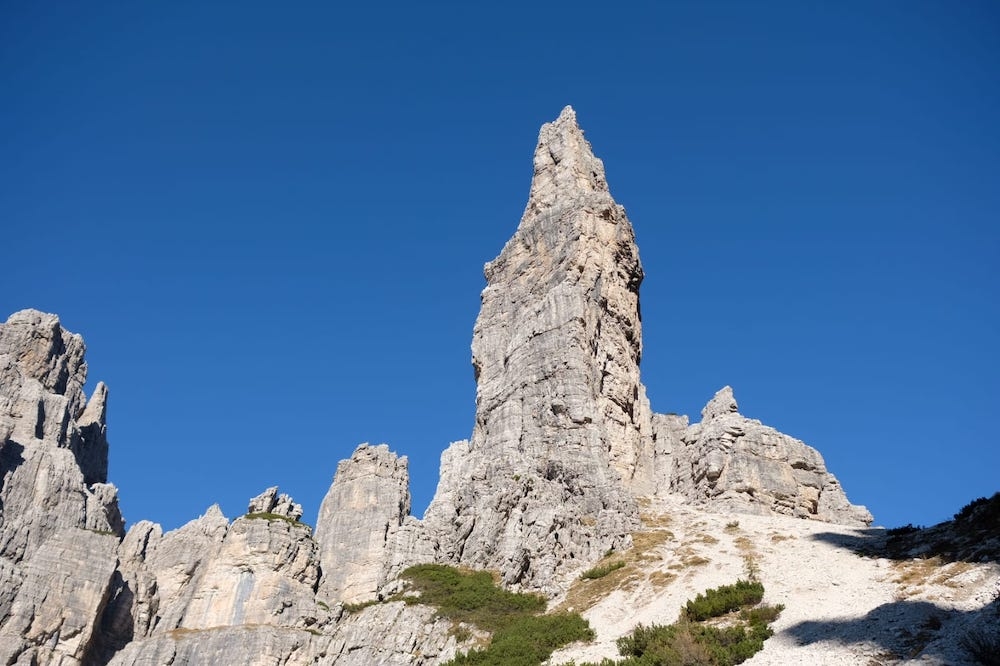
[527,104,610,211]
[424,108,651,592]
[0,309,87,397]
[701,385,740,421]
[247,486,303,521]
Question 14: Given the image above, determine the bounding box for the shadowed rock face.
[422,107,651,592]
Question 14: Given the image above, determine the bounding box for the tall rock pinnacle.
[424,107,653,591]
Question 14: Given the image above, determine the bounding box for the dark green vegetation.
[399,564,594,666]
[683,580,764,622]
[577,580,783,666]
[580,561,626,580]
[881,492,1000,563]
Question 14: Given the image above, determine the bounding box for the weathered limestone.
[668,387,873,526]
[0,311,124,665]
[106,602,472,666]
[248,486,304,521]
[315,444,425,604]
[0,529,119,665]
[422,107,650,592]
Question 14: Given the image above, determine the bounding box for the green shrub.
[449,614,593,666]
[342,599,379,613]
[399,564,593,666]
[684,580,764,622]
[579,581,782,666]
[400,564,545,632]
[581,561,626,580]
[886,523,923,536]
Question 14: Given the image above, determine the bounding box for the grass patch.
[398,564,593,666]
[342,599,380,613]
[578,580,782,666]
[244,512,304,526]
[581,561,626,580]
[649,571,678,589]
[558,528,674,612]
[640,511,673,528]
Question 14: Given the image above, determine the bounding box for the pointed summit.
[424,108,652,591]
[527,105,609,212]
[701,386,740,421]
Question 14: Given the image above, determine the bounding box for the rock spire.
[422,106,654,592]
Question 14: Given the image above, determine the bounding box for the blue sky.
[2,2,997,532]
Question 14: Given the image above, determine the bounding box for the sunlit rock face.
[422,106,655,593]
[315,443,430,604]
[668,386,873,526]
[0,310,123,665]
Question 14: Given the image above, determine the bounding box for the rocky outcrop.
[668,386,872,526]
[0,310,124,664]
[248,486,304,521]
[106,602,470,666]
[0,529,119,665]
[315,444,427,604]
[422,106,651,593]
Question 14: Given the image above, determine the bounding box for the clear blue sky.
[3,2,997,532]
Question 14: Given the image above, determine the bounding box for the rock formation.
[0,310,124,665]
[315,443,426,603]
[668,386,873,525]
[0,108,890,665]
[421,106,652,593]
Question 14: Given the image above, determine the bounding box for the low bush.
[399,564,593,666]
[684,580,764,622]
[581,561,626,580]
[578,580,781,666]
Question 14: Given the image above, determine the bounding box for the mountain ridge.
[1,108,995,665]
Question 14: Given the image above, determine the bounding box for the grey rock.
[0,529,119,666]
[422,106,648,593]
[700,385,739,422]
[0,311,124,663]
[668,386,873,526]
[106,601,472,666]
[248,486,304,522]
[315,443,418,604]
[0,311,122,559]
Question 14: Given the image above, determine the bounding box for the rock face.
[315,444,426,604]
[668,387,872,526]
[422,106,652,593]
[0,310,124,665]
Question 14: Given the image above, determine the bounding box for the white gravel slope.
[549,497,999,665]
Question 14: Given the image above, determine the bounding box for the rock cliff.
[0,310,124,665]
[668,386,873,525]
[421,106,651,593]
[0,108,891,665]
